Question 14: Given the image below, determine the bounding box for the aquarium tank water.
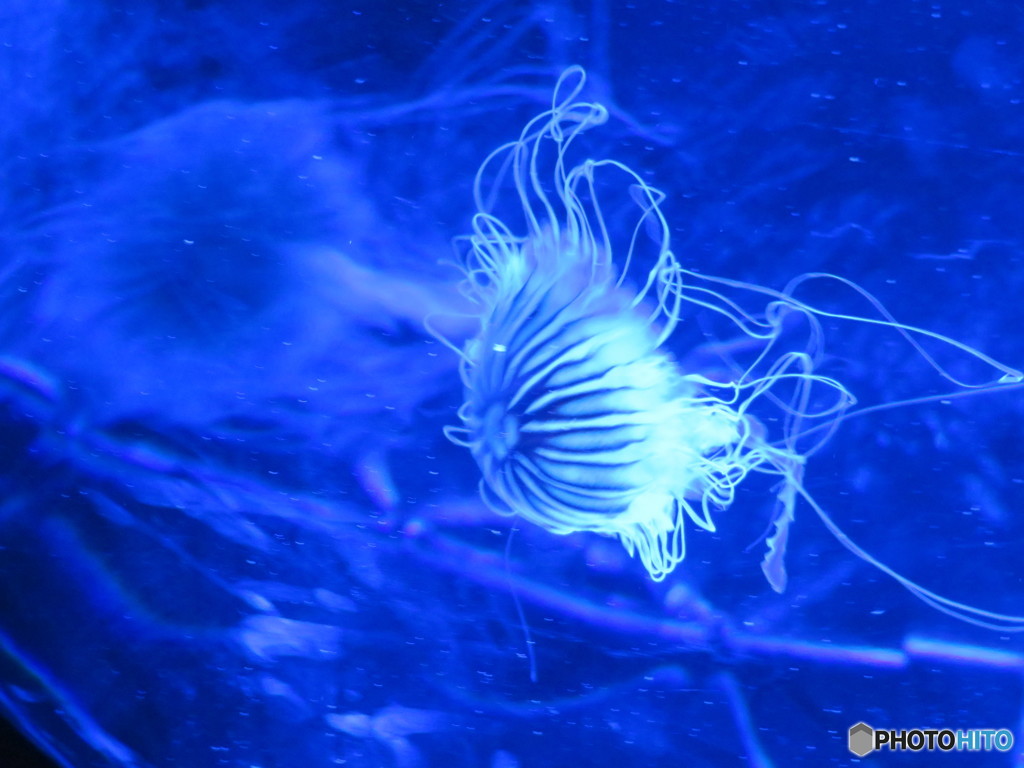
[1,2,1023,767]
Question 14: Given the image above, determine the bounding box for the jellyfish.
[435,66,1024,631]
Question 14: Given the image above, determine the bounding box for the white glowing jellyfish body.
[438,66,1024,630]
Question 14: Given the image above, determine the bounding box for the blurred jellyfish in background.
[1,1,1024,768]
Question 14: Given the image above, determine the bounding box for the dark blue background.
[1,1,1022,766]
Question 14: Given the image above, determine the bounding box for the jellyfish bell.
[451,231,746,582]
[435,66,1024,631]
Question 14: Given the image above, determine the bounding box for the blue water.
[1,2,1022,767]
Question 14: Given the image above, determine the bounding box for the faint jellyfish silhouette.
[326,705,449,768]
[25,98,460,447]
[435,66,1024,630]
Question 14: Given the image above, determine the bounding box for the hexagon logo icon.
[848,722,875,757]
